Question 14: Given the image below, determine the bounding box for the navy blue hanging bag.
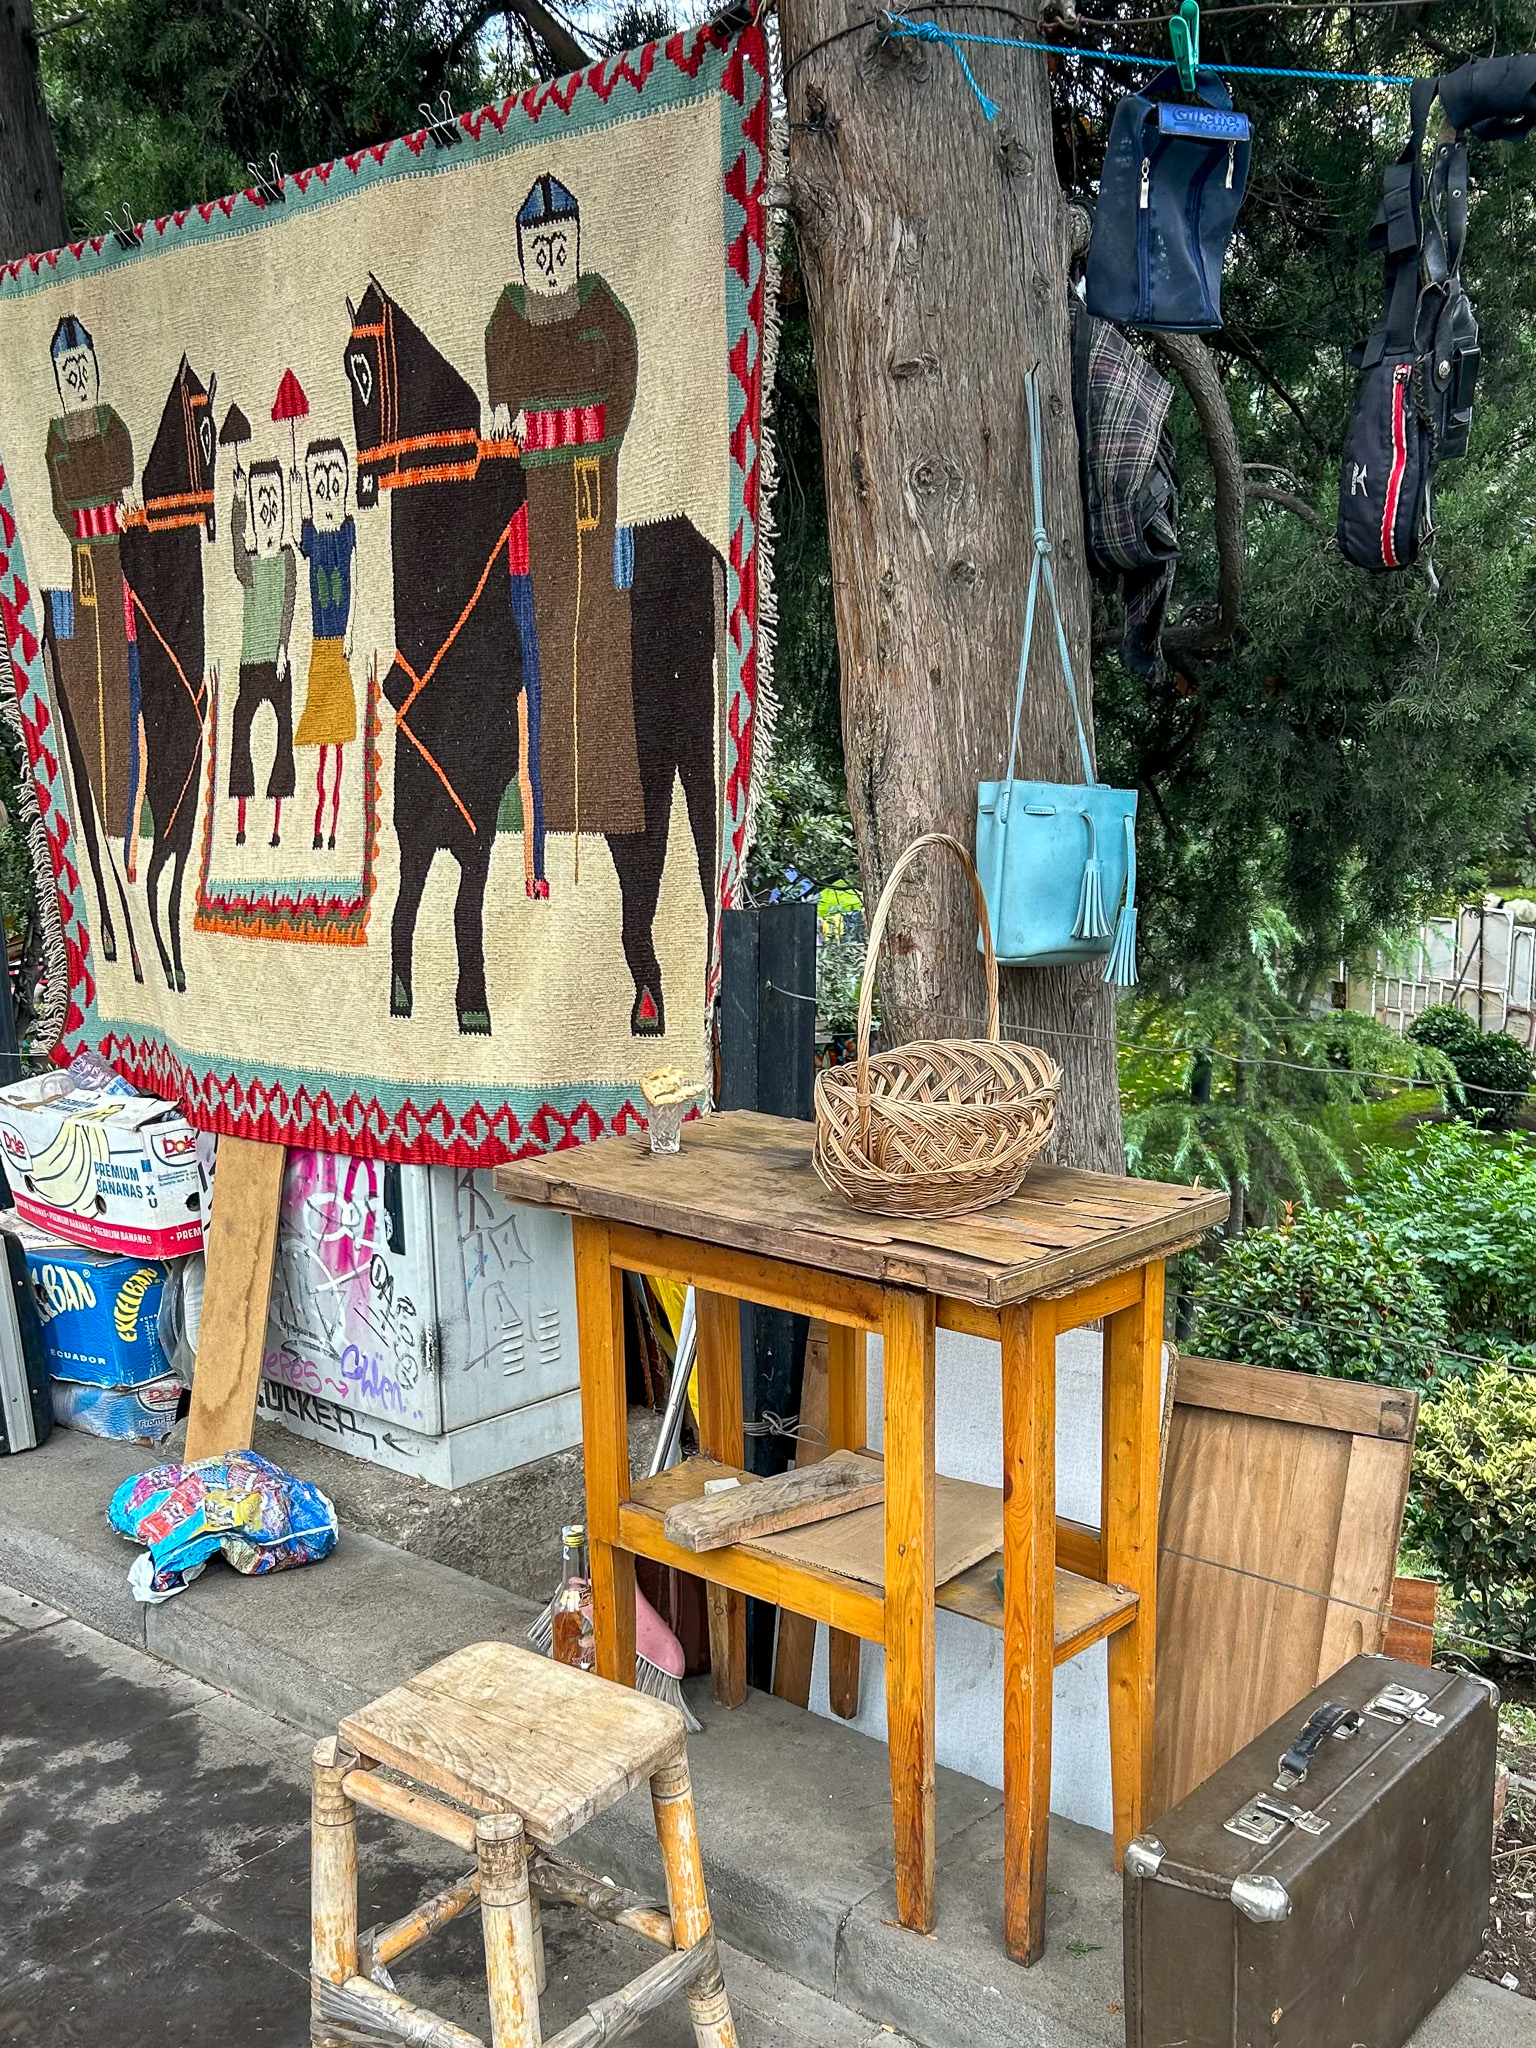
[1085,66,1251,331]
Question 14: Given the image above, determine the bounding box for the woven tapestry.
[0,23,775,1164]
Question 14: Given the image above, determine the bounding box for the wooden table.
[496,1112,1226,1963]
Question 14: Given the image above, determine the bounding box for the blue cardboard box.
[5,1218,172,1388]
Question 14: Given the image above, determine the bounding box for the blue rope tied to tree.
[883,16,1415,122]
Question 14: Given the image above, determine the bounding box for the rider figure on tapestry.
[293,437,358,852]
[485,173,645,866]
[228,455,298,849]
[44,315,142,856]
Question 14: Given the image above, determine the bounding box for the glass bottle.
[551,1522,594,1671]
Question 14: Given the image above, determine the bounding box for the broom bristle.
[635,1653,703,1733]
[527,1595,700,1731]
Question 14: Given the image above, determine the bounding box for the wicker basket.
[812,833,1062,1219]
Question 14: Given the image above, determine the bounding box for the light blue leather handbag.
[975,371,1138,984]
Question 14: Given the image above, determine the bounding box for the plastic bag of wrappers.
[108,1448,337,1601]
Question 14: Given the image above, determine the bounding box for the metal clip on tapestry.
[419,94,463,150]
[974,370,1138,987]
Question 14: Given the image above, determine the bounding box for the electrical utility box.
[257,1150,580,1488]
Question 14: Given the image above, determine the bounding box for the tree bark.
[780,7,1123,1170]
[0,0,67,263]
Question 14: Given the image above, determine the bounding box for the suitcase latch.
[1365,1683,1443,1727]
[1225,1795,1331,1845]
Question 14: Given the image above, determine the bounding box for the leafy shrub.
[1352,1122,1536,1345]
[1409,1364,1536,1658]
[1408,1003,1532,1128]
[1407,1002,1482,1061]
[1454,1030,1535,1130]
[1190,1205,1454,1387]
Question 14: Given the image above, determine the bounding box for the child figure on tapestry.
[43,316,142,858]
[228,456,297,848]
[294,438,358,851]
[485,174,643,852]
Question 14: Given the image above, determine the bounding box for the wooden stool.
[309,1641,738,2048]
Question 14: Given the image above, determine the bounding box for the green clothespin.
[1169,0,1200,93]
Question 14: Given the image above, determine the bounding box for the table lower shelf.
[616,1461,1138,1667]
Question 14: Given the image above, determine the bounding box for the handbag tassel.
[1103,810,1138,988]
[1072,812,1113,942]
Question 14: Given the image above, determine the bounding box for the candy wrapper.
[108,1448,337,1600]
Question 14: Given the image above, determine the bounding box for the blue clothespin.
[1169,0,1200,93]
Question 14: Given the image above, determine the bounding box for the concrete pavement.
[1,1424,1531,2048]
[0,1586,910,2048]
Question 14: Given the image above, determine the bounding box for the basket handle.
[855,832,1002,1122]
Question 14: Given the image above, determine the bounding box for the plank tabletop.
[494,1110,1228,1305]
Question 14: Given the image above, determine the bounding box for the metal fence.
[1350,901,1536,1048]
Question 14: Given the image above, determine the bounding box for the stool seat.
[339,1640,686,1848]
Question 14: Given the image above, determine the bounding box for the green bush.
[1407,1003,1533,1128]
[1407,1002,1481,1061]
[1454,1029,1535,1130]
[1352,1122,1536,1345]
[1409,1364,1536,1658]
[1190,1205,1454,1386]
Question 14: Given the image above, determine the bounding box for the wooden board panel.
[340,1640,684,1848]
[826,1320,867,1717]
[1174,1354,1416,1442]
[183,1135,287,1461]
[662,1449,884,1552]
[1384,1576,1438,1666]
[1153,1352,1417,1819]
[494,1111,1227,1307]
[936,1556,1137,1661]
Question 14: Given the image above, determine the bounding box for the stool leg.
[651,1754,739,2048]
[311,1736,360,2045]
[479,1814,542,2048]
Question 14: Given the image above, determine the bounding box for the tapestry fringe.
[0,633,69,1058]
[738,20,786,871]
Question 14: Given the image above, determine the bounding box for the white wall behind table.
[809,1325,1166,1834]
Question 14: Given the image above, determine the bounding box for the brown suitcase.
[1125,1653,1497,2048]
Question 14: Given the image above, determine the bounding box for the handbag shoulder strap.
[1006,366,1096,788]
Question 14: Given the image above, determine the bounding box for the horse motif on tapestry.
[0,22,772,1164]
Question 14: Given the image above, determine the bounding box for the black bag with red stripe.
[1339,57,1536,571]
[1338,76,1473,571]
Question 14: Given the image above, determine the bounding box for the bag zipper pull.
[1140,156,1151,209]
[1225,142,1236,189]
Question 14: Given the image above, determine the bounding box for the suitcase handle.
[1274,1700,1362,1789]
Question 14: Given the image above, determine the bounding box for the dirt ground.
[1475,1702,1536,1998]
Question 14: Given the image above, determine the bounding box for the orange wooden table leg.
[696,1288,747,1708]
[826,1322,866,1719]
[1001,1299,1058,1966]
[573,1217,636,1688]
[882,1287,936,1934]
[1103,1263,1164,1866]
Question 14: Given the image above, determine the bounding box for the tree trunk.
[0,0,67,263]
[780,7,1124,1172]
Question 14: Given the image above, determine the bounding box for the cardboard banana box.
[0,1073,214,1257]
